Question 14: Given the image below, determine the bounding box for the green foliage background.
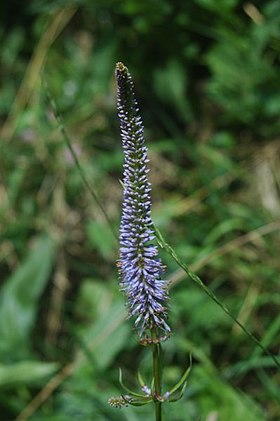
[0,1,280,420]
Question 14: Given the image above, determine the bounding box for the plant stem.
[152,339,162,421]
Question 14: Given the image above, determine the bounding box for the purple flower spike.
[116,62,170,340]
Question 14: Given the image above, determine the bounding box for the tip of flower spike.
[116,62,128,74]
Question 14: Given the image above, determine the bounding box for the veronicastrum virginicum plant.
[108,62,191,420]
[45,60,280,421]
[45,60,280,420]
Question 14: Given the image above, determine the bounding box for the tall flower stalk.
[116,62,170,341]
[109,62,191,420]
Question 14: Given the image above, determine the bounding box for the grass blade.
[155,226,280,371]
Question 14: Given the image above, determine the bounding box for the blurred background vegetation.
[0,1,280,420]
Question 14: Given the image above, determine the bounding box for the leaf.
[195,365,266,421]
[137,371,146,388]
[0,235,56,360]
[43,82,118,243]
[168,356,192,396]
[76,297,130,371]
[168,381,188,403]
[155,226,280,371]
[0,361,58,389]
[86,220,115,260]
[119,369,145,398]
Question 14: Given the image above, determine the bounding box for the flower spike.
[116,62,171,339]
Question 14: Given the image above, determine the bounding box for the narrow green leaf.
[168,380,188,403]
[155,226,280,371]
[0,361,58,388]
[119,369,145,398]
[42,81,118,243]
[137,371,146,388]
[0,235,56,360]
[168,358,192,396]
[129,399,153,407]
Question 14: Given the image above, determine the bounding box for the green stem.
[152,338,162,421]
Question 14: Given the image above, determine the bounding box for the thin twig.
[16,363,75,421]
[43,81,118,243]
[169,220,280,287]
[155,227,280,371]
